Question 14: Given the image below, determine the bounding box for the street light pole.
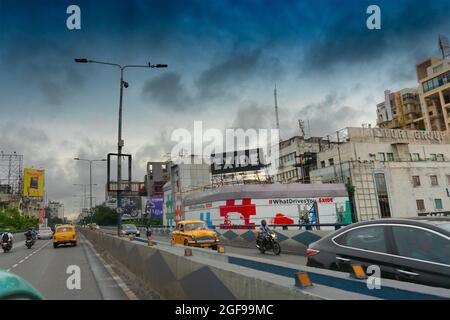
[89,161,93,215]
[73,158,106,223]
[117,67,124,236]
[75,58,168,237]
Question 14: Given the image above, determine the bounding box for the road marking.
[7,240,51,271]
[84,238,138,300]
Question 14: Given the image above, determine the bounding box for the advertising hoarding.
[184,197,351,230]
[210,148,264,175]
[143,195,164,219]
[23,168,45,197]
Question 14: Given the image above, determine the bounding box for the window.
[374,173,391,218]
[436,154,444,161]
[377,152,386,162]
[320,161,326,168]
[430,175,438,186]
[447,175,450,185]
[423,71,450,93]
[430,154,437,161]
[416,199,425,211]
[328,158,334,166]
[391,226,450,265]
[412,175,421,187]
[337,226,388,253]
[435,199,443,210]
[410,153,420,161]
[386,153,394,161]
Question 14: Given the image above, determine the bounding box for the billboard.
[120,196,142,220]
[23,168,45,197]
[143,195,164,219]
[184,197,351,230]
[210,148,264,175]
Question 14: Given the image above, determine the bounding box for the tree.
[0,207,39,232]
[91,205,117,226]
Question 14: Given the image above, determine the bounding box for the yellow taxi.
[53,225,77,248]
[172,220,219,250]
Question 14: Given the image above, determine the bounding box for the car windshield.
[184,223,208,231]
[56,227,73,233]
[123,225,137,230]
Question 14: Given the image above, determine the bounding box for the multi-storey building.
[164,156,211,225]
[274,136,321,183]
[376,88,424,130]
[145,161,170,196]
[48,201,64,219]
[416,56,450,132]
[310,127,450,222]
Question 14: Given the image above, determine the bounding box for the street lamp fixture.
[75,57,168,236]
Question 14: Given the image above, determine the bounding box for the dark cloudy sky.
[1,0,449,218]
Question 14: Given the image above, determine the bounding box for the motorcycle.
[256,231,281,255]
[117,201,139,218]
[25,236,35,249]
[1,240,12,253]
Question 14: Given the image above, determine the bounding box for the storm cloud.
[142,72,191,111]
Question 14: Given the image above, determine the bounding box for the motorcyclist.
[1,231,14,248]
[25,228,36,241]
[258,220,271,248]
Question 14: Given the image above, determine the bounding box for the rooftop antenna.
[307,119,312,138]
[298,120,306,137]
[274,85,282,142]
[438,34,450,59]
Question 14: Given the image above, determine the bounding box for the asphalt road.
[0,233,130,300]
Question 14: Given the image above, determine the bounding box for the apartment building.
[310,127,450,221]
[416,56,450,132]
[145,161,170,196]
[274,136,321,183]
[376,88,424,130]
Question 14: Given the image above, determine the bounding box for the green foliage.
[123,218,163,227]
[90,205,117,226]
[0,207,39,232]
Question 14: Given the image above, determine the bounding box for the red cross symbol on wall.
[219,198,256,229]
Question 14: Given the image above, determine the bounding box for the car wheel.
[73,242,77,247]
[211,245,218,251]
[184,239,189,246]
[53,243,58,248]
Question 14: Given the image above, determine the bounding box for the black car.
[306,217,450,289]
[120,224,141,237]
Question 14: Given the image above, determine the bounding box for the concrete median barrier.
[81,228,328,300]
[85,228,450,300]
[145,227,331,255]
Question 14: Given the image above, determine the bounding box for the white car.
[37,227,53,240]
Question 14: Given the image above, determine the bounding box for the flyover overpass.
[87,227,450,300]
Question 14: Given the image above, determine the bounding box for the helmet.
[261,220,267,227]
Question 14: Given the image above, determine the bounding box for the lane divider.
[83,238,138,300]
[6,240,51,272]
